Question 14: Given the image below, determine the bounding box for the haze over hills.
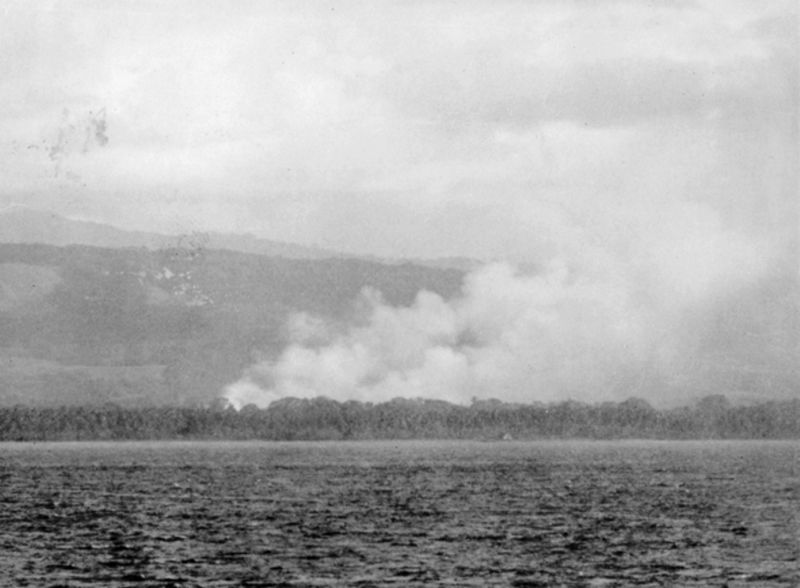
[0,206,481,271]
[0,207,796,410]
[0,205,345,259]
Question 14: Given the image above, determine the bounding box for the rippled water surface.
[1,440,798,587]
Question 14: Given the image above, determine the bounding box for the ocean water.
[0,440,797,587]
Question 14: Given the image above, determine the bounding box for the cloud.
[0,1,794,248]
[371,1,795,129]
[383,56,717,128]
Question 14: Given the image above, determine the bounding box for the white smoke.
[224,260,653,408]
[223,198,787,410]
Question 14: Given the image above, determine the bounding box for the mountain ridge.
[0,206,481,271]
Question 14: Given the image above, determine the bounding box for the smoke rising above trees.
[225,235,797,408]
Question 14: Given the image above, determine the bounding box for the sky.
[1,1,797,406]
[0,0,796,262]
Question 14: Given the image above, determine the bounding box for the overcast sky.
[0,0,796,264]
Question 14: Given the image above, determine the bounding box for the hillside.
[0,206,481,270]
[0,243,463,406]
[0,206,338,260]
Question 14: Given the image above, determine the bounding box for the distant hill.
[0,242,464,406]
[0,206,481,270]
[0,205,339,260]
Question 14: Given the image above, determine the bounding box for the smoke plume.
[223,205,794,409]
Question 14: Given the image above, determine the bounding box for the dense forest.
[0,395,798,441]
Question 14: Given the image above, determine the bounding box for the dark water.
[0,440,798,587]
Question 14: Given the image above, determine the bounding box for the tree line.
[0,394,798,441]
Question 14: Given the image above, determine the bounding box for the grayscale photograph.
[0,0,797,586]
